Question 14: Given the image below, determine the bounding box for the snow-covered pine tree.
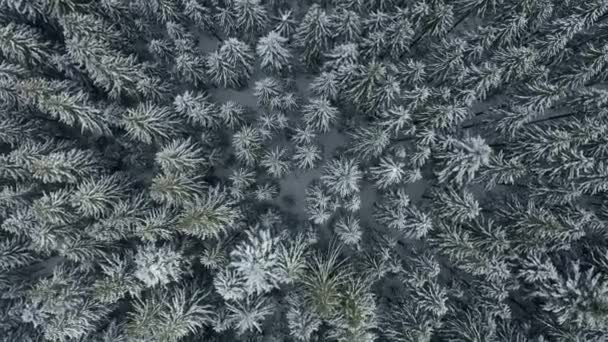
[257,30,292,74]
[295,4,332,68]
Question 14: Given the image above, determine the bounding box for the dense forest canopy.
[1,0,608,341]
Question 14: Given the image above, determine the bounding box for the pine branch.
[445,8,475,36]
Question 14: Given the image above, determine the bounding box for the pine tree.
[436,136,492,185]
[177,186,241,240]
[216,100,246,130]
[149,173,203,207]
[278,234,310,284]
[273,9,297,37]
[293,144,322,169]
[310,71,339,101]
[374,188,432,239]
[206,51,241,88]
[370,157,407,189]
[156,138,205,175]
[226,295,274,334]
[0,235,36,271]
[213,38,255,88]
[334,214,362,246]
[302,246,349,320]
[174,52,208,86]
[233,0,269,40]
[229,229,285,295]
[254,77,283,107]
[306,183,336,225]
[70,174,129,218]
[134,244,185,287]
[321,157,362,198]
[232,125,264,166]
[64,34,149,99]
[29,148,103,184]
[324,43,359,71]
[261,146,291,178]
[348,126,390,161]
[295,4,332,67]
[386,11,413,59]
[286,294,322,341]
[94,253,141,304]
[332,9,362,43]
[432,187,480,223]
[23,267,110,342]
[257,30,292,74]
[127,286,212,341]
[121,102,182,145]
[182,0,214,29]
[0,23,54,68]
[302,98,339,133]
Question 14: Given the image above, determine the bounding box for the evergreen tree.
[256,31,292,74]
[233,125,264,166]
[229,229,285,295]
[302,98,339,133]
[0,23,54,68]
[321,157,362,198]
[293,144,322,169]
[134,243,186,287]
[121,102,182,145]
[177,186,241,240]
[436,136,493,185]
[295,4,332,67]
[212,38,255,88]
[261,146,291,178]
[233,0,269,40]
